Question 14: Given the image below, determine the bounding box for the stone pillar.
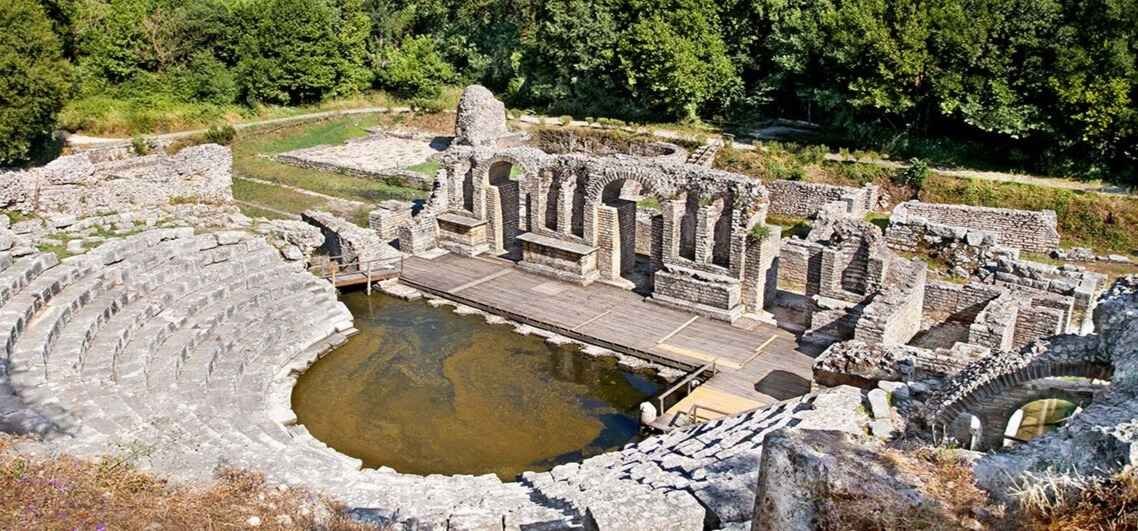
[558,182,575,236]
[742,224,782,316]
[597,205,620,281]
[487,187,505,254]
[695,204,714,264]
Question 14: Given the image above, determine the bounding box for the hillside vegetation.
[4,0,1134,185]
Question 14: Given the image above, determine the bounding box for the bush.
[376,35,455,100]
[894,158,930,189]
[175,51,239,106]
[559,115,573,126]
[0,0,72,165]
[204,124,237,145]
[131,135,151,155]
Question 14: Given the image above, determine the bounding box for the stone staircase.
[0,228,868,529]
[686,143,721,167]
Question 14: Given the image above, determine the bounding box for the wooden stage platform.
[397,252,817,426]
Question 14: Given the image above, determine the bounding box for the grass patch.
[231,116,429,206]
[766,214,812,239]
[1015,468,1138,530]
[638,196,661,210]
[865,212,890,233]
[0,435,372,530]
[406,159,441,177]
[236,203,291,220]
[59,87,463,137]
[714,144,1138,255]
[232,178,328,215]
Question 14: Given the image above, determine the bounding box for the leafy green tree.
[236,0,344,104]
[0,0,71,165]
[375,34,455,99]
[173,50,238,105]
[618,0,740,120]
[516,0,622,113]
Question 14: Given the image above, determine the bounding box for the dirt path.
[68,108,1133,198]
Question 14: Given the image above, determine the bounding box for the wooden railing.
[655,361,717,417]
[308,254,403,293]
[681,403,732,424]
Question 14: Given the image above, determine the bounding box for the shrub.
[0,0,72,165]
[204,124,237,145]
[376,35,455,100]
[894,158,930,189]
[559,115,573,126]
[131,135,151,155]
[175,51,239,106]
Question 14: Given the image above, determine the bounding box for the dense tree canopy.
[3,0,1135,180]
[0,0,71,166]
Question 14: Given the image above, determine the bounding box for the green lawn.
[231,115,429,208]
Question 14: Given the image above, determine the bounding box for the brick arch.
[960,377,1103,450]
[928,344,1112,450]
[583,169,675,206]
[471,152,545,189]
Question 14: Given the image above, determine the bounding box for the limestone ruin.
[0,85,1135,530]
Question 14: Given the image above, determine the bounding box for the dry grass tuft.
[1014,468,1138,530]
[820,444,1005,530]
[0,435,377,530]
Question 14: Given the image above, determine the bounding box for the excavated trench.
[291,291,660,480]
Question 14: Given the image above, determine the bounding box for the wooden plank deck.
[398,252,816,418]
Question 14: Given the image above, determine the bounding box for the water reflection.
[292,291,659,480]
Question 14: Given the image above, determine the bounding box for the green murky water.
[291,292,659,480]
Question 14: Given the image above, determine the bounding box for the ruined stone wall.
[966,292,1021,351]
[301,210,400,266]
[766,181,878,218]
[368,201,414,243]
[399,216,437,255]
[653,267,741,319]
[0,144,233,220]
[922,282,1004,321]
[814,340,991,387]
[853,260,927,346]
[1013,295,1069,349]
[742,226,782,313]
[980,256,1105,334]
[634,209,658,257]
[890,201,1060,252]
[778,239,822,294]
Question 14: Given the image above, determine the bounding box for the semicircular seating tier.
[0,229,866,529]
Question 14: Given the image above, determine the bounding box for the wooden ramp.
[659,386,765,426]
[398,252,817,415]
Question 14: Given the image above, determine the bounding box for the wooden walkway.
[398,253,816,424]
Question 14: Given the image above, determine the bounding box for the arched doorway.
[593,179,663,293]
[487,160,525,259]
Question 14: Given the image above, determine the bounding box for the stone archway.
[970,379,1100,450]
[927,341,1113,451]
[583,171,670,291]
[471,154,535,259]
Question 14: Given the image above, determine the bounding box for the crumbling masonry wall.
[0,144,233,220]
[889,201,1060,253]
[766,181,878,219]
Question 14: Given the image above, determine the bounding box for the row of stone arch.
[437,147,765,283]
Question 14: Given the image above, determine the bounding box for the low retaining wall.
[767,181,878,219]
[889,201,1060,253]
